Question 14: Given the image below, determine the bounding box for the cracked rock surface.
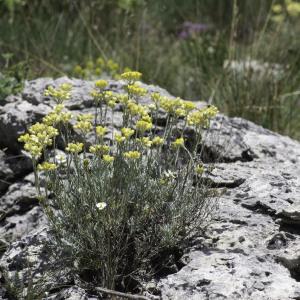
[1,78,300,299]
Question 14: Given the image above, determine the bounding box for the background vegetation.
[0,0,300,139]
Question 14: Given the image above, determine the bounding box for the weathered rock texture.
[1,78,300,299]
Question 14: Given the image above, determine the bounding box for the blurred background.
[0,0,300,139]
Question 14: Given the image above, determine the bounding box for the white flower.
[96,202,107,210]
[56,154,67,165]
[164,170,176,179]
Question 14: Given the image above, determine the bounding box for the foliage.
[0,53,26,101]
[18,72,218,291]
[0,1,300,138]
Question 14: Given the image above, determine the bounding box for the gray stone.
[44,286,99,300]
[0,228,73,299]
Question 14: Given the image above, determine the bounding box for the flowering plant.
[18,72,218,291]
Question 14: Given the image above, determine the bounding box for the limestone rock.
[0,77,300,299]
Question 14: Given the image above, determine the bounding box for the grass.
[0,0,300,139]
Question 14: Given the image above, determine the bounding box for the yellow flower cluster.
[286,1,300,17]
[123,151,141,159]
[74,114,93,133]
[172,137,185,148]
[121,127,135,139]
[37,161,57,171]
[127,83,147,97]
[89,145,110,155]
[127,101,148,117]
[187,106,218,127]
[195,164,204,175]
[66,142,84,153]
[96,126,107,137]
[74,120,93,134]
[103,154,114,163]
[91,88,118,108]
[121,71,142,82]
[18,123,59,159]
[272,0,300,23]
[73,57,122,79]
[115,133,126,143]
[44,83,72,103]
[95,79,108,89]
[137,137,152,148]
[77,114,93,122]
[151,93,196,117]
[152,136,164,146]
[136,119,153,133]
[43,105,73,126]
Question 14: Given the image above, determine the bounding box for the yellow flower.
[86,60,94,70]
[116,94,129,104]
[95,67,102,76]
[66,142,84,153]
[115,133,126,143]
[182,101,196,112]
[151,92,162,105]
[195,164,204,175]
[73,65,83,76]
[43,107,73,126]
[106,59,119,72]
[44,83,72,103]
[272,4,282,13]
[127,83,147,96]
[141,114,152,123]
[96,126,108,137]
[108,100,116,108]
[96,57,105,67]
[123,151,141,160]
[95,80,108,89]
[18,133,30,143]
[90,90,101,99]
[127,102,148,116]
[19,123,59,159]
[29,123,58,138]
[60,112,73,123]
[136,137,152,148]
[152,136,164,146]
[77,114,93,122]
[172,137,184,148]
[187,106,218,127]
[121,71,142,82]
[121,127,135,139]
[175,108,187,117]
[159,97,183,114]
[24,143,43,159]
[54,104,64,113]
[89,145,110,155]
[74,121,93,133]
[287,2,300,17]
[136,119,153,133]
[37,161,57,171]
[103,154,114,163]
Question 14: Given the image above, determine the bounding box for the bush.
[18,72,218,291]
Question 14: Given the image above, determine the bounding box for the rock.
[0,205,46,243]
[44,286,99,300]
[0,150,32,196]
[0,150,14,195]
[278,206,300,225]
[1,77,300,299]
[0,227,73,299]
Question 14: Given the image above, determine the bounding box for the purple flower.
[178,21,211,39]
